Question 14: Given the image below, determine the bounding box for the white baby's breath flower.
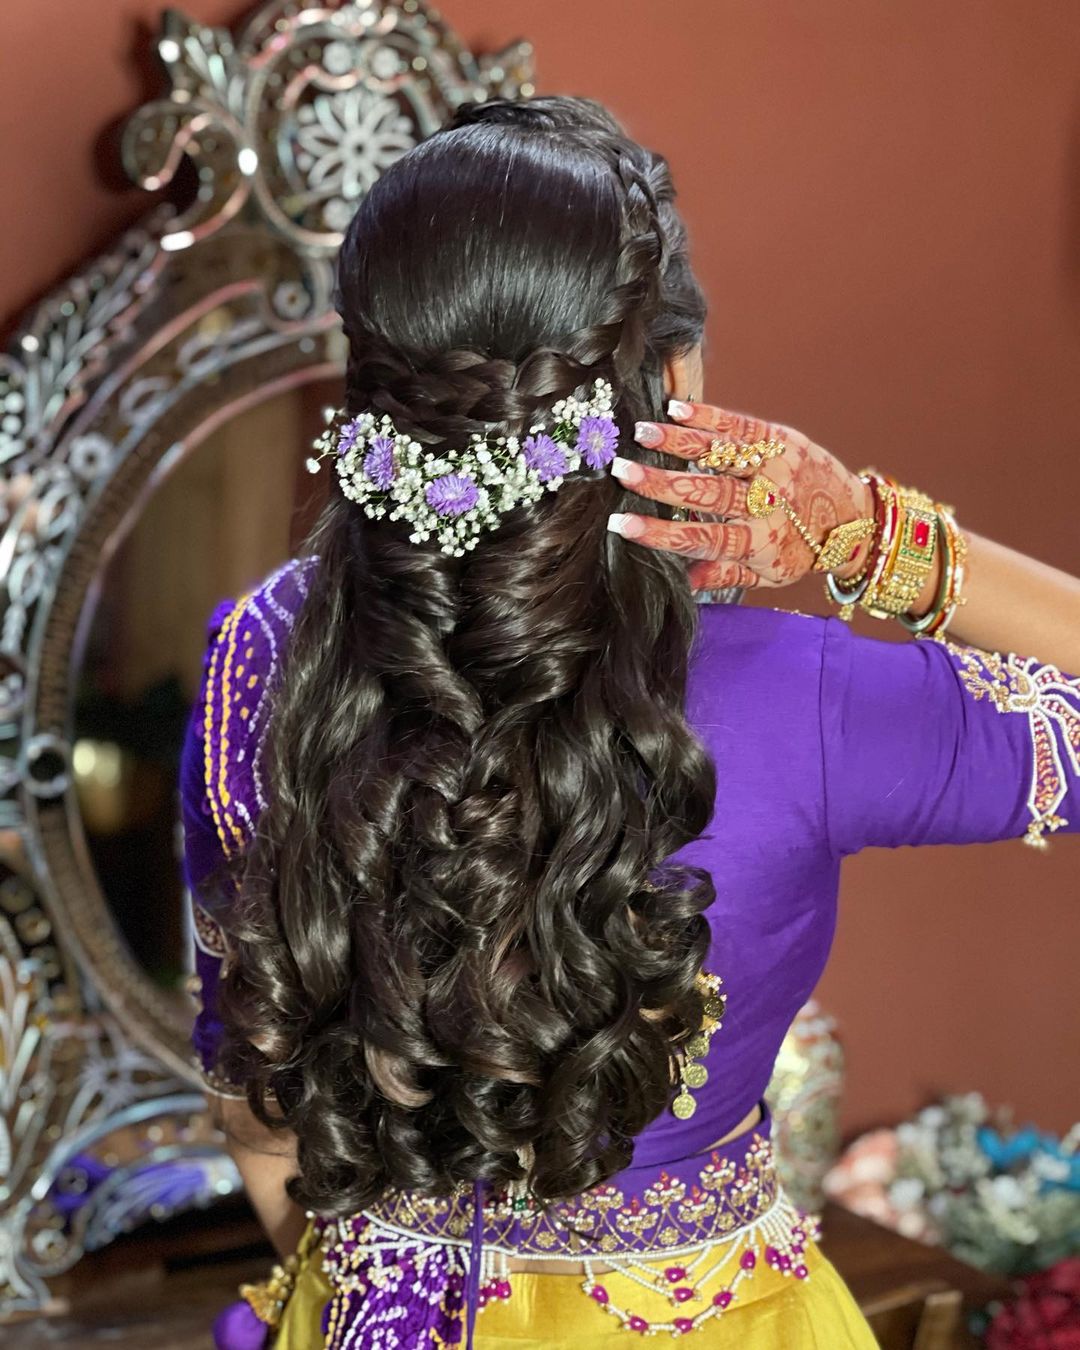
[307,379,618,554]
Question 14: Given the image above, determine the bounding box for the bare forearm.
[229,1138,308,1258]
[945,532,1080,672]
[210,1093,308,1259]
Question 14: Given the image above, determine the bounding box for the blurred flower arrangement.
[825,1093,1080,1346]
[826,1092,1080,1274]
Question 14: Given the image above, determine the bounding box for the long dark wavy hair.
[208,96,718,1215]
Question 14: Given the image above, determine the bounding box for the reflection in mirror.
[73,378,339,997]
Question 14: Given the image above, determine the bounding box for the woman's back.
[185,559,837,1160]
[186,557,1060,1166]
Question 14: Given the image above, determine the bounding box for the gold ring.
[747,476,844,564]
[746,475,782,518]
[698,438,786,473]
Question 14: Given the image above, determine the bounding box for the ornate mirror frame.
[0,0,532,1315]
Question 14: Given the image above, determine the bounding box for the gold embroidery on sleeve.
[204,597,252,857]
[934,638,1080,847]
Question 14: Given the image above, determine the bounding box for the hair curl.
[207,97,718,1214]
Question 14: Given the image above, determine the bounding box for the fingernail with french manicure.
[607,513,644,538]
[634,421,662,447]
[610,456,643,484]
[667,399,693,421]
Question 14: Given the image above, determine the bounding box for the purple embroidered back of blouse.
[181,556,1080,1167]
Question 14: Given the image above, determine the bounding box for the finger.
[687,560,760,592]
[607,513,760,563]
[665,400,812,456]
[611,457,749,516]
[632,420,720,462]
[633,420,795,477]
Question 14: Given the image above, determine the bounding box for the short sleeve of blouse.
[179,557,316,1095]
[181,597,245,1096]
[819,619,1080,856]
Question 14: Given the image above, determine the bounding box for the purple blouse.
[180,556,1080,1167]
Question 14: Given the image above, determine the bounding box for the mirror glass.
[73,378,339,1002]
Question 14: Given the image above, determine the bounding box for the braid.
[340,100,677,444]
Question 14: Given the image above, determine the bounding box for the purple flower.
[363,435,396,489]
[522,433,569,483]
[425,473,479,517]
[576,414,619,469]
[338,418,364,456]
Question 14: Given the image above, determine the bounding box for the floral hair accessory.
[305,379,619,557]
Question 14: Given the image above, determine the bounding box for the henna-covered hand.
[608,399,873,593]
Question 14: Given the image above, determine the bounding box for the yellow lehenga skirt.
[273,1219,877,1348]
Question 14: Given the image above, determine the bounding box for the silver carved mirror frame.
[0,0,533,1316]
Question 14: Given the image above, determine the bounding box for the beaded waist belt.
[315,1108,818,1347]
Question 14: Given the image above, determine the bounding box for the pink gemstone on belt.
[674,1318,695,1333]
[740,1250,757,1271]
[590,1285,609,1304]
[794,1264,809,1280]
[713,1289,734,1309]
[673,1286,694,1303]
[495,1280,512,1299]
[665,1266,686,1283]
[764,1245,780,1266]
[628,1315,649,1331]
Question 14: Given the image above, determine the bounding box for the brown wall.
[3,0,1078,1136]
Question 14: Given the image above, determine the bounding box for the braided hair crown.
[333,96,700,463]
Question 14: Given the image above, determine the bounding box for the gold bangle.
[916,505,968,636]
[862,487,938,619]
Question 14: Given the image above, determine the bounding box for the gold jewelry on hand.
[828,471,962,628]
[861,487,938,618]
[826,471,900,620]
[900,503,968,636]
[746,474,782,519]
[746,473,823,556]
[813,517,878,574]
[747,475,876,574]
[698,438,786,472]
